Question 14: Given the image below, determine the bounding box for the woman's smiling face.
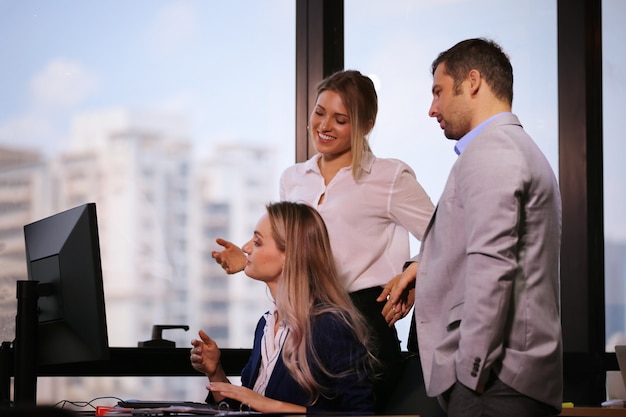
[309,90,352,159]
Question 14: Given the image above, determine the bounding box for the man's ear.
[468,69,482,96]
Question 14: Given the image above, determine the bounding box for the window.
[603,0,626,350]
[0,0,294,403]
[5,0,611,406]
[344,0,558,348]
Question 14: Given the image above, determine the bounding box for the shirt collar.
[304,151,375,174]
[454,112,510,155]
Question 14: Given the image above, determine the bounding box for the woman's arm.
[190,330,230,402]
[389,165,435,241]
[207,382,306,413]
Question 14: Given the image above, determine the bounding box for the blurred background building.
[0,108,276,401]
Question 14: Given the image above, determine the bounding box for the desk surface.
[560,408,626,417]
[4,409,623,417]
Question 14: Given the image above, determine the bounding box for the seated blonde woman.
[190,201,375,414]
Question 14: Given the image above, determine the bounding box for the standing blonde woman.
[191,201,375,414]
[212,70,435,411]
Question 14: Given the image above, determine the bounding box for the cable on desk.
[54,396,124,411]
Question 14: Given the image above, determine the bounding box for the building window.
[603,0,626,350]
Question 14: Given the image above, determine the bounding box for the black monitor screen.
[23,203,109,366]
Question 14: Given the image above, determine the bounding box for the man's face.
[428,63,473,140]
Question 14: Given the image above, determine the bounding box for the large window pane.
[345,0,558,347]
[0,0,294,403]
[603,0,626,349]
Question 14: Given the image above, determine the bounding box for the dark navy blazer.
[208,311,374,414]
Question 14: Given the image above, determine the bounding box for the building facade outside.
[0,108,275,403]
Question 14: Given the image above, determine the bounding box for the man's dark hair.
[431,38,513,105]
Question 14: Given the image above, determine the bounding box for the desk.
[560,408,626,416]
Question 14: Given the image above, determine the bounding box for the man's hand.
[211,238,246,274]
[377,262,418,326]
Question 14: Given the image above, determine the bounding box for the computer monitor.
[14,203,109,404]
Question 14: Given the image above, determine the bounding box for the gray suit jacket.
[413,113,563,409]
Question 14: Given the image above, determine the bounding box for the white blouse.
[280,152,434,292]
[252,304,290,395]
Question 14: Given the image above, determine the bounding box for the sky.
[0,0,295,161]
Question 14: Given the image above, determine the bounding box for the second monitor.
[15,202,109,405]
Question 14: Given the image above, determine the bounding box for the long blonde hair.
[265,201,373,404]
[313,70,378,180]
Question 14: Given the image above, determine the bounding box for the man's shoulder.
[482,112,523,131]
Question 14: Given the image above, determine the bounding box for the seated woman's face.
[241,213,285,284]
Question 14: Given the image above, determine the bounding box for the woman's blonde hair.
[314,70,378,180]
[265,201,373,404]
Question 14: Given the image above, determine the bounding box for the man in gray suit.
[385,38,562,416]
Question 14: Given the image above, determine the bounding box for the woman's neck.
[318,152,351,184]
[267,283,277,302]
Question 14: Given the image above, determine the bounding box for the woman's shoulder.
[282,154,320,173]
[309,310,369,362]
[310,308,355,337]
[370,154,415,172]
[280,157,320,186]
[282,160,306,172]
[361,155,417,186]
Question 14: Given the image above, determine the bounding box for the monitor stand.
[0,341,12,406]
[13,280,39,406]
